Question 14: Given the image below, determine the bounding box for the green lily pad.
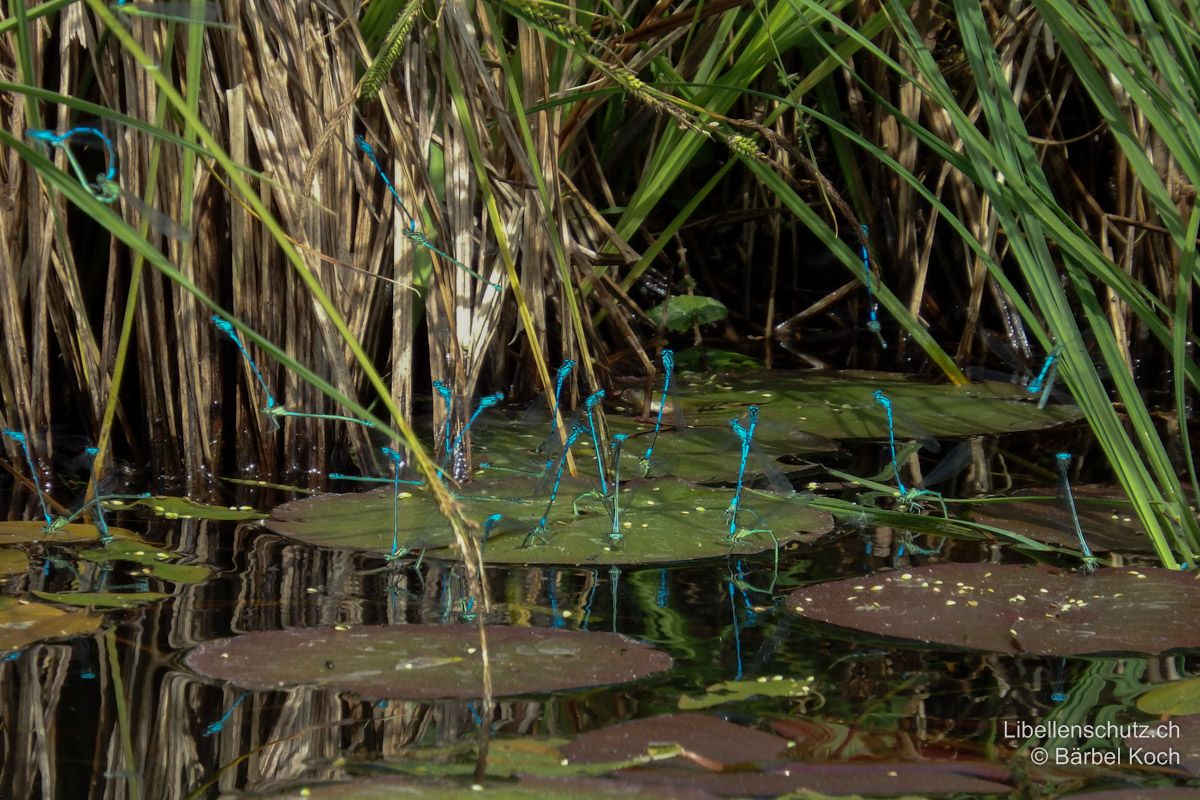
[185,625,672,700]
[0,596,103,652]
[786,563,1200,655]
[32,590,171,608]
[266,480,833,565]
[78,539,211,584]
[1136,678,1200,716]
[678,675,820,710]
[0,549,29,577]
[118,495,266,520]
[0,521,134,545]
[671,372,1080,439]
[646,295,729,332]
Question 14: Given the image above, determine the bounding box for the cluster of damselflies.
[516,351,791,556]
[870,389,1097,572]
[1,430,150,544]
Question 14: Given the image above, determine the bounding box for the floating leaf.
[33,590,170,608]
[0,521,134,546]
[119,496,266,521]
[677,675,819,710]
[560,714,791,769]
[78,539,210,584]
[970,486,1156,553]
[673,348,760,371]
[266,480,832,565]
[0,549,29,577]
[1136,678,1200,716]
[646,295,729,332]
[221,476,320,495]
[610,761,1011,796]
[673,372,1080,438]
[786,563,1200,656]
[0,596,102,651]
[186,625,672,700]
[259,775,718,799]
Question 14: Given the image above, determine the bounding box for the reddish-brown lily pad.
[970,485,1155,553]
[560,714,791,770]
[260,775,718,799]
[786,563,1200,656]
[186,625,671,700]
[613,761,1011,796]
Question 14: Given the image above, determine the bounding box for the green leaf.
[117,495,267,521]
[0,549,29,577]
[1136,677,1200,716]
[678,676,820,710]
[78,539,211,585]
[646,295,728,332]
[0,596,102,652]
[267,478,833,566]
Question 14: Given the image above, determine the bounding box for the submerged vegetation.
[1,0,1199,796]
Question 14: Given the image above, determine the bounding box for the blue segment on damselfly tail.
[726,405,762,536]
[1027,345,1061,395]
[432,380,454,467]
[213,316,370,428]
[524,424,585,547]
[584,390,608,495]
[481,513,503,544]
[382,447,407,560]
[447,392,504,475]
[115,0,233,29]
[872,389,909,495]
[1050,657,1068,703]
[203,691,248,737]
[28,126,191,240]
[84,447,113,545]
[530,359,577,463]
[975,329,1066,409]
[641,349,681,475]
[355,135,501,291]
[26,127,119,203]
[859,225,887,349]
[1055,452,1096,573]
[211,315,277,409]
[2,430,54,526]
[728,579,744,680]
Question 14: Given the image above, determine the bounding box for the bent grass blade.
[859,225,887,349]
[114,1,234,29]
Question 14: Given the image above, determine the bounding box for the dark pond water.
[2,425,1198,799]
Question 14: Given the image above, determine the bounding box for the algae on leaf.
[787,563,1200,655]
